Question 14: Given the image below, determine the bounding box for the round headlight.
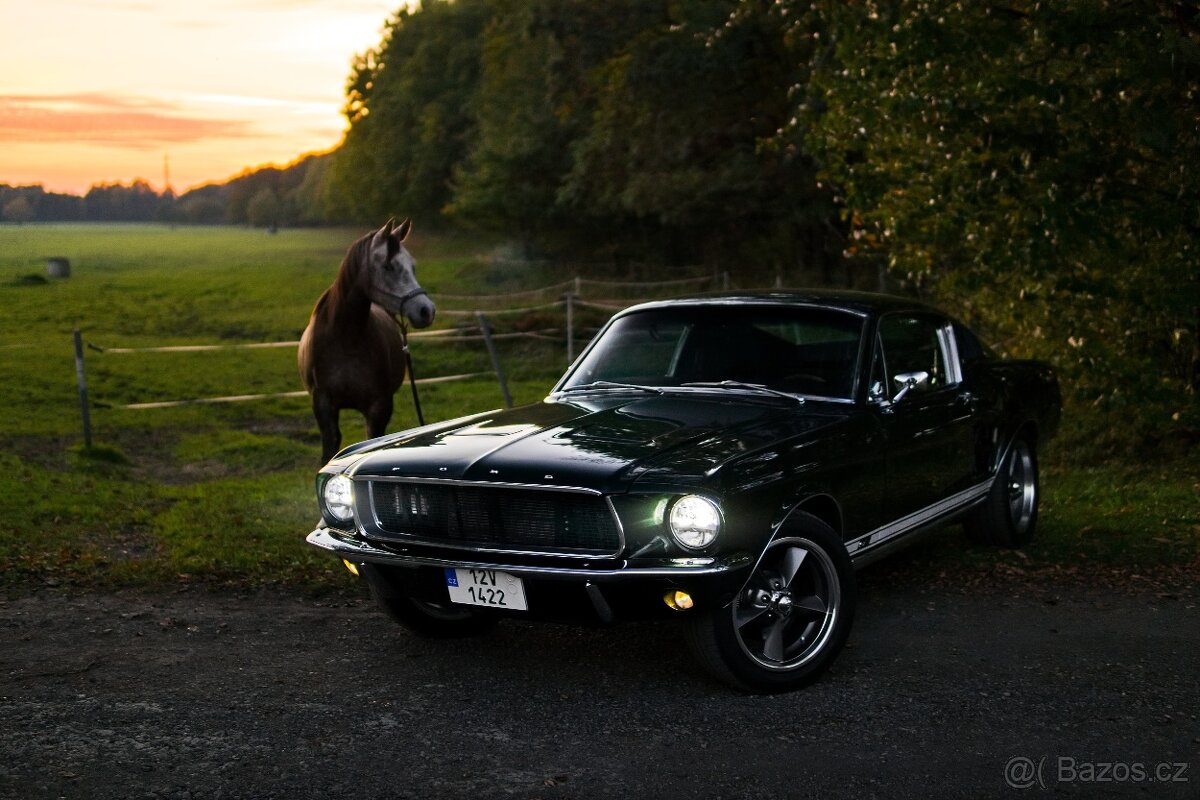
[669,495,721,549]
[323,474,355,522]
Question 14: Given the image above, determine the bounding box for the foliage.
[328,1,843,270]
[83,179,161,221]
[1,154,336,227]
[329,0,490,224]
[788,0,1199,455]
[246,188,282,229]
[0,184,85,222]
[2,195,35,223]
[558,1,838,270]
[216,154,334,226]
[448,0,664,249]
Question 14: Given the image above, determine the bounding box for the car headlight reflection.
[669,495,721,549]
[323,474,355,522]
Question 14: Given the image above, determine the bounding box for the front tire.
[361,564,495,638]
[685,513,855,693]
[964,437,1039,547]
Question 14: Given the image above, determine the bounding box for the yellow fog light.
[663,590,694,611]
[341,559,360,577]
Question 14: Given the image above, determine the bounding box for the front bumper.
[307,526,753,623]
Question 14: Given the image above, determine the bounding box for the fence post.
[574,276,582,297]
[72,329,93,448]
[722,270,730,291]
[476,312,512,408]
[565,292,575,365]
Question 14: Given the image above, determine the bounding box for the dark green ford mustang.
[307,291,1060,692]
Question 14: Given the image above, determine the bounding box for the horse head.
[364,217,436,328]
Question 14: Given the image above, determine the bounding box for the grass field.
[0,223,579,593]
[0,223,1195,595]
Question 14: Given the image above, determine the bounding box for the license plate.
[444,568,528,611]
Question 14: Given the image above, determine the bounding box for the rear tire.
[964,437,1039,547]
[685,513,855,693]
[361,564,495,638]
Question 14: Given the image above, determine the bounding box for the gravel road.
[1,573,1196,800]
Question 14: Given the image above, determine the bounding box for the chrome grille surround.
[356,477,624,559]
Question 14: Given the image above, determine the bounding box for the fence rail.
[71,269,731,445]
[119,372,491,410]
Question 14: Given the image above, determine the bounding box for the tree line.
[326,0,1196,454]
[3,0,1195,454]
[0,154,331,228]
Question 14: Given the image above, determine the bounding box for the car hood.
[343,393,846,493]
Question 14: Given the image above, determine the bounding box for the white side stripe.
[846,478,993,556]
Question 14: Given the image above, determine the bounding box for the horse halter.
[388,288,430,427]
[397,317,426,427]
[391,287,429,308]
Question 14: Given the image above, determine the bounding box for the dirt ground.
[1,573,1196,800]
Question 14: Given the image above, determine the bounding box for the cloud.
[0,93,253,149]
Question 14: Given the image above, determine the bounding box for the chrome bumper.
[306,526,752,583]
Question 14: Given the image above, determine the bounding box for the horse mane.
[312,231,374,326]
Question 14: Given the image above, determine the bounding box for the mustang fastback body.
[308,291,1060,691]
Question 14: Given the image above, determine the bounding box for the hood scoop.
[439,421,541,439]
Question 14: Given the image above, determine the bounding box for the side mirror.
[891,370,930,403]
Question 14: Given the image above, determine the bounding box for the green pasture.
[0,223,1195,595]
[0,223,578,593]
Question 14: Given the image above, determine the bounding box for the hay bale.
[46,257,70,278]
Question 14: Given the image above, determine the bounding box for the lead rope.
[399,320,426,426]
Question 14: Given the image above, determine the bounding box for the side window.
[877,315,951,396]
[953,321,994,362]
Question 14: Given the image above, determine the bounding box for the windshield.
[560,305,865,400]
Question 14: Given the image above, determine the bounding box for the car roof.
[615,289,944,318]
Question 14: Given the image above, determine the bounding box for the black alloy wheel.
[686,513,855,692]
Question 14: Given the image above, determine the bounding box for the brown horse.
[298,218,436,463]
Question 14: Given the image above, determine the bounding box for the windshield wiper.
[561,380,665,395]
[680,380,805,405]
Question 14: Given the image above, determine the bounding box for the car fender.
[726,490,845,599]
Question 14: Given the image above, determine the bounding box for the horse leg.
[365,394,394,440]
[312,392,342,464]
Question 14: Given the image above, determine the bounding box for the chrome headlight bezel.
[321,473,355,524]
[668,494,722,550]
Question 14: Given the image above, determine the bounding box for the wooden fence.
[71,271,729,445]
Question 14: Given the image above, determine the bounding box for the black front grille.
[366,481,621,555]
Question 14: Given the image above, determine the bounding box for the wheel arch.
[786,493,844,538]
[993,419,1040,474]
[738,494,845,596]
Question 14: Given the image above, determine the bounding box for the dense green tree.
[328,0,490,223]
[175,193,225,225]
[559,1,837,271]
[226,166,282,224]
[246,188,282,229]
[449,0,664,249]
[2,195,34,224]
[792,0,1198,452]
[286,156,335,225]
[83,180,161,222]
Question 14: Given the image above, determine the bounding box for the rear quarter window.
[953,322,993,362]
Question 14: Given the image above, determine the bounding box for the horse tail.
[297,322,317,393]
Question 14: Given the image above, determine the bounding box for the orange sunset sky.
[1,0,408,195]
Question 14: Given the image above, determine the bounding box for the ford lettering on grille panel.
[368,482,620,555]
